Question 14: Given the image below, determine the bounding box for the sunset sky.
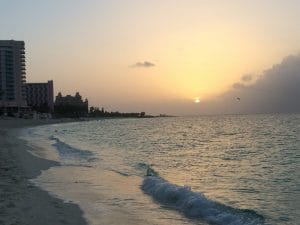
[1,0,299,114]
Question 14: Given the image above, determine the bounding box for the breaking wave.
[49,136,96,165]
[142,173,264,225]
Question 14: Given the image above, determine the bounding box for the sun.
[194,98,200,103]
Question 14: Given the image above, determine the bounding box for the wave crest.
[142,175,264,225]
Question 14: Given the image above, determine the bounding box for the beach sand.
[0,118,88,225]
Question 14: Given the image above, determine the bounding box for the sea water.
[21,114,300,225]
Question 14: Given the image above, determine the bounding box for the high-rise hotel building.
[0,40,27,108]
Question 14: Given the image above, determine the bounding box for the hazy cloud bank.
[200,54,300,114]
[131,61,156,68]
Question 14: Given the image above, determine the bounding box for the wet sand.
[0,118,88,225]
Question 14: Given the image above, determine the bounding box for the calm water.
[22,114,300,225]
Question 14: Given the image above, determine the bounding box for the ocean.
[21,114,300,225]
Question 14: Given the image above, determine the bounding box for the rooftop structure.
[54,92,88,117]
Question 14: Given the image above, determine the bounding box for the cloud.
[232,82,246,89]
[231,74,255,90]
[199,54,300,114]
[241,74,253,82]
[131,61,156,68]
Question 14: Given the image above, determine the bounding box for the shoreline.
[0,118,88,225]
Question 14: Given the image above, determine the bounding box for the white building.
[0,40,27,109]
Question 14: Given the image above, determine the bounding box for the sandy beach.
[0,118,87,225]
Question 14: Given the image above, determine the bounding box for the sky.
[1,0,300,115]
